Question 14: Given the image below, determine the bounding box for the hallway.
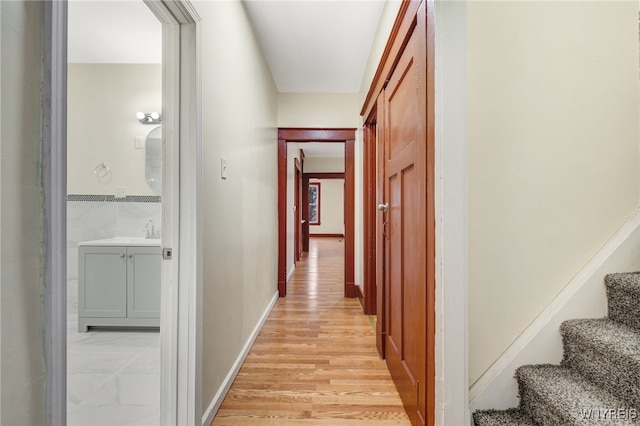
[211,237,410,425]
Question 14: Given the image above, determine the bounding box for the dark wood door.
[294,163,302,262]
[375,94,386,357]
[381,19,428,425]
[297,168,303,260]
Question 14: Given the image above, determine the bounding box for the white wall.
[278,93,359,128]
[197,0,279,418]
[0,1,46,423]
[468,0,640,385]
[310,179,344,235]
[67,64,161,196]
[304,157,345,173]
[286,143,301,278]
[357,0,402,108]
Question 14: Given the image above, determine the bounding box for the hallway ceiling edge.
[68,0,386,93]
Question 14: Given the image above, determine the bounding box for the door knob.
[377,203,389,212]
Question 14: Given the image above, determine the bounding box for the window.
[309,182,321,225]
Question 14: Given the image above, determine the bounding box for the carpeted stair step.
[606,272,640,331]
[561,318,640,409]
[473,408,537,426]
[517,364,638,425]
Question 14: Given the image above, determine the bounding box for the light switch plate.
[135,136,144,149]
[221,157,228,180]
[115,186,127,199]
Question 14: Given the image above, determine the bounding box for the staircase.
[473,272,640,425]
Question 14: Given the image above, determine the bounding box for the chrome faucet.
[145,220,159,239]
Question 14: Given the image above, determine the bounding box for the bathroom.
[66,2,163,424]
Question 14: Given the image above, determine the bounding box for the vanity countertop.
[78,237,161,247]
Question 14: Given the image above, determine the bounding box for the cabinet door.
[79,247,127,318]
[127,246,162,318]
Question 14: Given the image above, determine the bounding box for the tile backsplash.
[67,196,162,281]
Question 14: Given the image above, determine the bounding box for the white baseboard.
[201,291,279,425]
[469,210,640,412]
[286,264,295,282]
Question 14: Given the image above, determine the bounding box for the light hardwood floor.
[210,237,410,425]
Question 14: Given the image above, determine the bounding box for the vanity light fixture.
[136,111,162,124]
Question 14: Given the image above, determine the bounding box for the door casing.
[362,108,378,316]
[294,158,303,262]
[277,128,356,298]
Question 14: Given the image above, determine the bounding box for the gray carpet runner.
[474,272,640,425]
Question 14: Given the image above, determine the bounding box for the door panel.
[388,61,418,158]
[387,172,402,356]
[79,247,127,318]
[128,247,162,318]
[382,23,427,425]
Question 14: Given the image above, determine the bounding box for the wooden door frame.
[294,158,302,262]
[362,107,378,316]
[375,95,386,358]
[277,128,356,298]
[304,173,346,241]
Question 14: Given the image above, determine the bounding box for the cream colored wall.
[310,179,344,235]
[0,1,45,424]
[356,0,401,294]
[198,0,279,414]
[468,0,640,385]
[287,143,301,277]
[278,93,359,128]
[67,64,161,196]
[358,0,402,108]
[304,157,345,173]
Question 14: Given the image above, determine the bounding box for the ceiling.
[68,0,385,92]
[68,0,162,64]
[243,0,385,93]
[68,0,376,157]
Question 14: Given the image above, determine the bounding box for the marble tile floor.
[67,315,160,426]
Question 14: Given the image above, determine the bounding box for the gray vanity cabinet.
[127,247,161,319]
[78,245,161,332]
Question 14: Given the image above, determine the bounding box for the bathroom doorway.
[66,3,164,424]
[45,1,202,424]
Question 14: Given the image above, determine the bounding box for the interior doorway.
[44,1,202,424]
[66,3,164,424]
[277,128,356,298]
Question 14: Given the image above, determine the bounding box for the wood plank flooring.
[210,237,410,425]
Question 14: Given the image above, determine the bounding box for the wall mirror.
[145,126,162,195]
